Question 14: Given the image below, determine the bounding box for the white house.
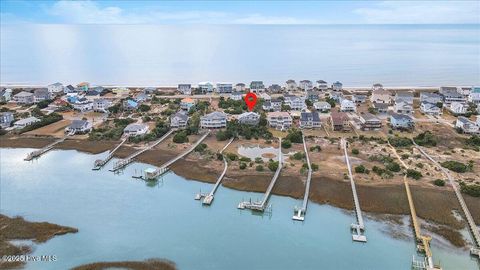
[313,101,331,112]
[316,80,328,91]
[420,92,442,104]
[200,111,227,129]
[332,81,343,91]
[370,89,391,104]
[299,112,321,129]
[48,82,64,95]
[198,82,214,93]
[0,88,12,102]
[14,117,40,129]
[237,112,260,125]
[468,87,480,105]
[299,80,313,91]
[178,84,192,95]
[267,111,292,130]
[230,92,243,101]
[284,95,306,110]
[33,88,51,103]
[395,92,414,104]
[170,111,189,128]
[390,113,414,130]
[249,81,265,93]
[93,98,112,113]
[420,102,442,116]
[456,117,479,134]
[394,100,413,114]
[235,83,246,92]
[268,84,282,93]
[448,102,468,115]
[0,112,14,128]
[262,99,282,111]
[286,80,297,91]
[352,94,367,103]
[65,120,92,134]
[13,91,34,105]
[124,123,149,136]
[216,83,233,93]
[372,83,384,91]
[340,99,356,112]
[359,113,382,130]
[440,87,466,105]
[72,99,93,112]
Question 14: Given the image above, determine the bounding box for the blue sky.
[1,0,479,24]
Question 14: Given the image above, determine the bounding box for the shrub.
[281,139,292,149]
[414,131,437,147]
[254,157,263,164]
[415,163,424,169]
[401,154,409,160]
[138,104,151,112]
[292,152,305,160]
[285,129,303,143]
[440,161,471,173]
[216,153,223,161]
[194,143,208,153]
[226,153,238,161]
[460,182,480,197]
[351,148,359,155]
[172,131,189,143]
[372,166,394,178]
[309,145,322,152]
[311,163,319,171]
[433,179,445,186]
[389,136,413,147]
[268,161,279,171]
[406,169,422,180]
[386,161,401,172]
[355,165,367,173]
[239,163,247,170]
[256,165,264,172]
[239,157,251,162]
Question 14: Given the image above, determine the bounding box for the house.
[332,81,343,91]
[65,120,92,134]
[316,80,328,91]
[458,87,472,97]
[85,90,101,101]
[230,92,243,101]
[394,100,413,114]
[0,88,12,102]
[112,87,130,96]
[359,113,382,130]
[198,82,214,93]
[390,113,414,130]
[420,102,442,116]
[439,87,466,105]
[477,116,480,126]
[372,83,384,91]
[420,92,442,104]
[237,112,260,125]
[395,92,414,104]
[313,101,331,112]
[216,83,233,93]
[250,81,265,93]
[178,84,192,95]
[370,89,391,104]
[64,85,75,94]
[200,111,227,129]
[448,102,468,115]
[33,88,51,103]
[268,84,282,93]
[306,90,320,102]
[352,94,367,103]
[123,99,139,111]
[299,112,321,129]
[13,91,34,105]
[330,111,349,131]
[267,111,292,130]
[235,83,246,92]
[259,93,271,101]
[286,80,297,91]
[93,98,112,113]
[123,123,149,136]
[0,112,14,128]
[14,117,40,129]
[48,82,64,95]
[135,92,149,103]
[76,82,90,91]
[468,87,480,105]
[373,103,389,114]
[170,111,189,128]
[456,116,479,134]
[284,95,306,110]
[143,87,157,94]
[72,98,93,112]
[299,80,313,91]
[180,98,196,111]
[340,99,356,112]
[329,91,343,102]
[262,99,282,111]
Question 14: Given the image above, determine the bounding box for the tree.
[281,139,292,149]
[351,148,359,155]
[355,165,367,173]
[268,160,279,171]
[173,131,189,143]
[37,99,52,109]
[414,131,437,147]
[138,104,151,112]
[239,163,247,170]
[406,169,422,180]
[256,165,264,171]
[386,161,401,172]
[326,97,336,108]
[433,179,445,186]
[285,129,303,143]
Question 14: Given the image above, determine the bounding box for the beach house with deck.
[170,111,189,128]
[299,112,321,129]
[286,80,297,91]
[250,81,265,93]
[178,84,192,95]
[200,111,227,129]
[267,111,292,130]
[123,123,149,137]
[13,91,34,105]
[456,116,479,134]
[65,120,92,134]
[316,80,328,91]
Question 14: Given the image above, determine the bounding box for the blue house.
[123,99,139,111]
[390,113,414,130]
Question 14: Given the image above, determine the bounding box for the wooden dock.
[413,141,480,260]
[92,137,127,170]
[238,138,283,212]
[24,135,69,161]
[292,136,312,221]
[110,129,174,172]
[143,131,210,180]
[341,138,367,242]
[200,137,234,205]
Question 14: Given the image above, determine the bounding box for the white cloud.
[355,1,480,24]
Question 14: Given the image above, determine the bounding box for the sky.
[1,0,479,25]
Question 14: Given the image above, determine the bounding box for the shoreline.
[1,136,479,249]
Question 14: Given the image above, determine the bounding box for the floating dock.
[238,138,283,212]
[200,137,235,205]
[292,136,312,221]
[413,141,480,260]
[110,129,174,172]
[92,137,127,170]
[142,131,210,180]
[24,135,69,161]
[341,138,367,242]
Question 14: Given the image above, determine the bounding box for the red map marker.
[244,92,257,111]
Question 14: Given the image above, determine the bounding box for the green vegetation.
[311,163,319,171]
[292,152,305,160]
[138,104,151,112]
[325,97,336,108]
[172,130,189,143]
[89,118,134,140]
[460,182,480,197]
[433,179,445,187]
[281,139,292,149]
[372,166,393,178]
[368,107,377,114]
[218,97,247,114]
[225,152,238,161]
[19,113,63,134]
[388,136,413,148]
[239,157,251,163]
[285,129,303,143]
[36,99,52,109]
[239,163,247,170]
[268,160,279,172]
[385,161,401,172]
[355,165,367,174]
[440,160,473,173]
[415,163,424,169]
[255,157,263,164]
[465,135,480,151]
[351,148,359,155]
[401,154,410,160]
[414,131,437,147]
[194,143,208,153]
[406,169,423,180]
[129,120,169,143]
[256,165,264,171]
[309,145,321,152]
[216,115,273,141]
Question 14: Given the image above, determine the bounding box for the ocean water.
[1,24,479,87]
[0,148,478,270]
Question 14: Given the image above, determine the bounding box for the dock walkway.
[292,136,312,221]
[93,137,127,170]
[341,138,367,242]
[110,129,174,172]
[238,138,283,212]
[201,137,235,205]
[144,131,210,180]
[24,135,70,161]
[413,141,480,258]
